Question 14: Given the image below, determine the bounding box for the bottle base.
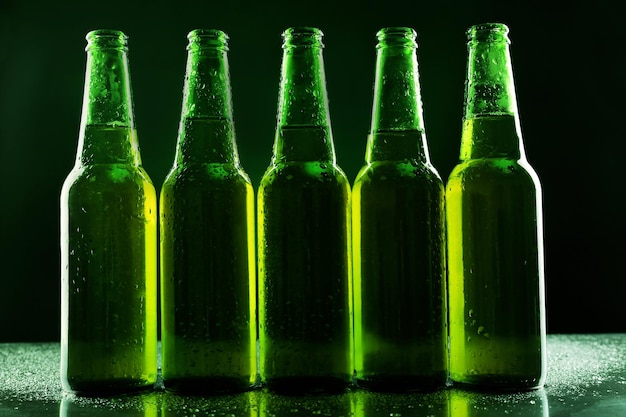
[163,377,256,395]
[63,378,155,397]
[356,374,447,393]
[451,375,544,393]
[263,376,350,395]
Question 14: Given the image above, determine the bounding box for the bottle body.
[60,127,158,394]
[353,145,447,391]
[258,155,352,393]
[446,24,546,391]
[160,160,256,393]
[159,30,257,393]
[446,117,545,390]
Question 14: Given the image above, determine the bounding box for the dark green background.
[1,0,622,342]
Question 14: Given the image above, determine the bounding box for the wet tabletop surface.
[1,334,626,416]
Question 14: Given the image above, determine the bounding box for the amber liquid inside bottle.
[258,126,353,394]
[353,130,447,392]
[61,125,158,394]
[447,115,545,390]
[160,117,256,394]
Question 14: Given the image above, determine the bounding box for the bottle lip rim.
[281,26,324,48]
[187,29,229,50]
[85,29,128,41]
[466,22,510,40]
[85,29,128,50]
[376,27,417,39]
[375,27,418,48]
[282,26,324,37]
[187,28,229,41]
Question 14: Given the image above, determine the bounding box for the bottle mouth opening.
[187,29,229,50]
[466,23,510,43]
[282,27,324,48]
[376,27,417,48]
[85,29,128,51]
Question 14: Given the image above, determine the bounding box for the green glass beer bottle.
[159,29,257,394]
[257,27,353,394]
[446,23,546,390]
[60,30,157,394]
[352,27,447,392]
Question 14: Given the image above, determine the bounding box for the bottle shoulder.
[63,164,154,187]
[259,161,350,189]
[354,160,442,186]
[61,164,156,203]
[447,158,541,190]
[162,163,252,189]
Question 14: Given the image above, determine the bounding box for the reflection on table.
[2,334,626,416]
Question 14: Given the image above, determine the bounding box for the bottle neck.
[460,23,525,160]
[367,27,429,163]
[175,30,239,166]
[77,30,140,166]
[273,27,335,163]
